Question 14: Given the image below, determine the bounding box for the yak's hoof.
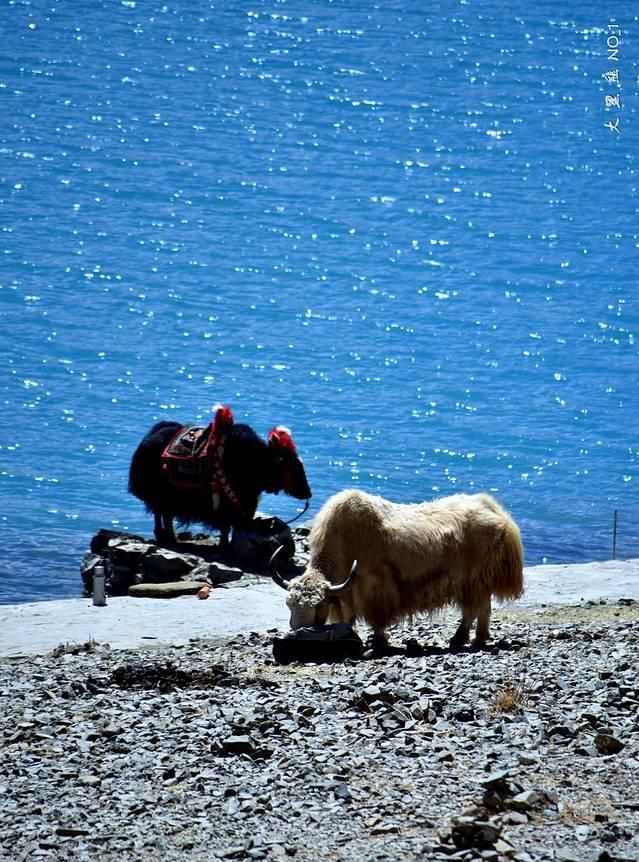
[449,634,470,653]
[471,637,490,650]
[365,635,390,658]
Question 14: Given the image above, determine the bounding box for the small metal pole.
[612,510,618,560]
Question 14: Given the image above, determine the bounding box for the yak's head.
[266,426,312,501]
[270,546,357,630]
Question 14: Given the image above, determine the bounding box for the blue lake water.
[1,1,637,604]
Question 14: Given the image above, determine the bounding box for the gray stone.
[222,735,255,755]
[511,790,542,811]
[108,538,154,567]
[140,549,202,582]
[481,770,512,792]
[184,563,213,583]
[501,812,528,825]
[517,753,540,766]
[547,724,578,739]
[556,850,580,862]
[90,528,147,556]
[101,723,121,738]
[206,561,244,584]
[594,733,625,755]
[333,782,352,802]
[370,824,400,835]
[450,816,501,849]
[361,685,382,702]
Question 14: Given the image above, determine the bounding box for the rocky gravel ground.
[1,601,638,862]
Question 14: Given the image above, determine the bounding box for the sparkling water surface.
[1,1,637,603]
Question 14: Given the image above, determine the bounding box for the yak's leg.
[154,512,176,546]
[450,609,475,651]
[369,628,390,656]
[153,511,165,544]
[163,515,177,545]
[219,526,231,554]
[472,599,492,647]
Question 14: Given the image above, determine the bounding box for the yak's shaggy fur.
[282,489,524,649]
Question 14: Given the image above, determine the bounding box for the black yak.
[129,405,311,546]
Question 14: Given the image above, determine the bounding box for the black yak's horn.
[328,560,358,595]
[269,545,290,590]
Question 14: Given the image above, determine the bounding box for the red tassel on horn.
[268,426,297,454]
[213,404,234,429]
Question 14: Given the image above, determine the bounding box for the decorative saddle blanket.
[160,406,242,509]
[161,424,215,488]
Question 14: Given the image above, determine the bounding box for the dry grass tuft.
[48,638,106,658]
[558,796,618,824]
[487,673,531,718]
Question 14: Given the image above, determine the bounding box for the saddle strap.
[209,435,243,510]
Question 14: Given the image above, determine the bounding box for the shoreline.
[2,558,637,659]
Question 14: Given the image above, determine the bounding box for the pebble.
[0,610,638,862]
[594,733,625,755]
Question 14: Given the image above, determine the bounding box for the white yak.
[271,489,524,651]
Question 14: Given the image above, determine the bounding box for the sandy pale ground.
[0,558,637,658]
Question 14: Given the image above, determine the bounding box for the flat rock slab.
[128,581,204,598]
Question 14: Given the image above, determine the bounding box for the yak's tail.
[491,514,525,602]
